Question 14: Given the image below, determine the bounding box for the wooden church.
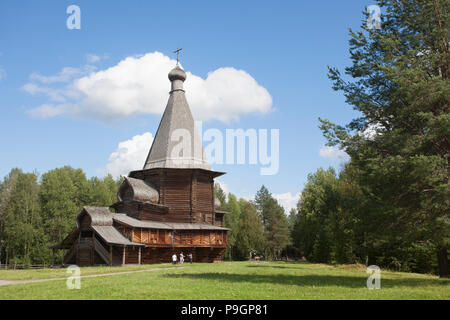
[55,62,229,266]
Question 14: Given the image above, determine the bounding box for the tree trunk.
[437,247,449,278]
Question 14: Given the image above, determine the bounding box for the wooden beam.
[122,246,126,265]
[109,245,113,266]
[91,232,95,265]
[138,247,142,265]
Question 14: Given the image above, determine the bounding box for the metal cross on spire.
[174,48,182,65]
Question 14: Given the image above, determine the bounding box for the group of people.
[171,252,193,264]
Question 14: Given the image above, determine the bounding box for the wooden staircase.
[67,237,111,266]
[63,243,77,265]
[93,238,110,265]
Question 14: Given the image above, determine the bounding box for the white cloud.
[0,67,6,80]
[85,53,108,64]
[362,123,384,140]
[185,67,273,122]
[104,132,154,178]
[22,83,67,102]
[85,54,100,63]
[319,146,350,163]
[25,51,273,122]
[241,191,300,213]
[273,192,301,213]
[29,66,95,84]
[26,104,73,118]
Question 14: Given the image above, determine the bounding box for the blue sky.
[0,0,374,211]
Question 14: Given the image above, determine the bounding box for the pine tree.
[234,199,265,260]
[254,186,291,260]
[214,183,227,207]
[320,0,449,276]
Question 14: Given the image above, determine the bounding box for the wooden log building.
[55,63,230,266]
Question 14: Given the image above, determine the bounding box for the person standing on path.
[180,252,184,264]
[172,253,177,265]
[188,253,193,264]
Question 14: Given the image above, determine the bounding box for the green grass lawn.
[0,261,448,300]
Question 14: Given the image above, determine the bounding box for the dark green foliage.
[39,167,88,246]
[0,169,46,266]
[0,167,122,266]
[223,193,241,260]
[313,0,449,276]
[234,199,265,260]
[214,184,291,261]
[293,168,353,264]
[254,186,291,260]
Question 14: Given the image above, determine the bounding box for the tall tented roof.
[143,65,211,170]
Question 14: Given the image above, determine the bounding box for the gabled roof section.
[92,226,144,246]
[143,66,211,171]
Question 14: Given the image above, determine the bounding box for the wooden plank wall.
[164,173,191,215]
[76,248,91,266]
[214,214,224,227]
[129,228,226,246]
[123,169,221,227]
[142,247,226,264]
[80,215,91,231]
[125,247,139,264]
[115,224,132,240]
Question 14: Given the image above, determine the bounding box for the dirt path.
[0,266,184,287]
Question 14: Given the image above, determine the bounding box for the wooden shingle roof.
[143,66,211,171]
[117,177,159,203]
[113,214,230,231]
[113,214,172,230]
[92,226,144,246]
[77,206,113,227]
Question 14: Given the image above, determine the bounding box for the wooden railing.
[63,243,77,264]
[0,264,51,270]
[78,238,93,249]
[93,238,110,265]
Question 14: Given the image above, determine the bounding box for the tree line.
[0,165,292,266]
[215,184,291,261]
[0,0,447,278]
[0,167,121,266]
[293,0,448,277]
[221,0,449,278]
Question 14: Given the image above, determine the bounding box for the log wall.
[142,247,226,264]
[128,168,218,224]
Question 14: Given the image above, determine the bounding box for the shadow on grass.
[164,272,448,289]
[247,265,309,270]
